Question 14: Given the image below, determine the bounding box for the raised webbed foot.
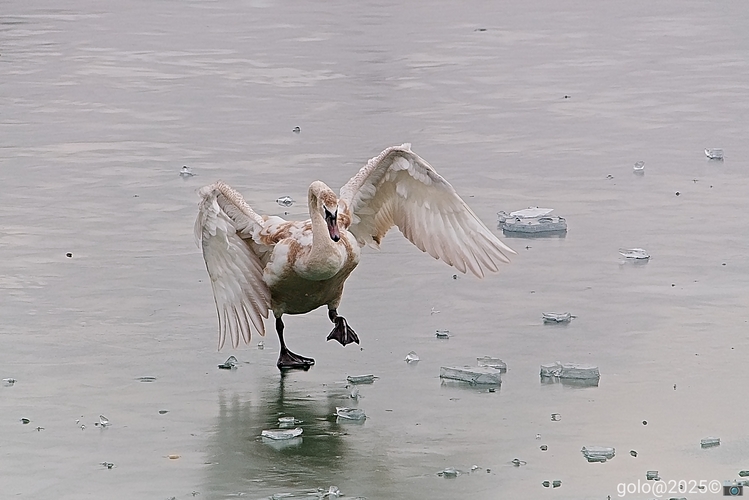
[326,316,360,346]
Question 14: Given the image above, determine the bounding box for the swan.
[195,144,515,370]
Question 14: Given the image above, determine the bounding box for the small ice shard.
[476,356,507,373]
[501,215,567,234]
[646,470,660,480]
[581,446,615,462]
[179,165,195,177]
[619,248,650,260]
[136,376,156,382]
[705,148,724,160]
[101,462,115,469]
[95,415,110,428]
[540,445,548,451]
[292,126,301,134]
[700,436,720,448]
[550,413,561,421]
[218,356,238,369]
[3,378,16,386]
[541,362,600,380]
[319,486,340,498]
[257,341,264,350]
[346,374,377,384]
[633,160,645,172]
[740,470,749,477]
[261,427,303,440]
[440,366,501,385]
[542,312,573,323]
[348,385,360,399]
[276,196,294,207]
[335,407,366,420]
[21,418,30,424]
[510,458,526,466]
[405,351,420,363]
[552,480,562,488]
[437,467,460,478]
[435,330,451,339]
[277,416,302,428]
[430,307,440,315]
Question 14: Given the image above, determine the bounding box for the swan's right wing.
[195,181,271,349]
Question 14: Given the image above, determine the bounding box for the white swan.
[195,144,515,370]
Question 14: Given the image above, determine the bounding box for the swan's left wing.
[195,181,271,350]
[339,144,515,277]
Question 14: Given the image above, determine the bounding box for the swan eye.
[324,208,337,221]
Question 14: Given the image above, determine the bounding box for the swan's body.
[196,144,515,369]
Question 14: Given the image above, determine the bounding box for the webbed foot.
[277,349,315,371]
[326,316,360,346]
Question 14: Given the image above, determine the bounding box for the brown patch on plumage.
[320,190,337,208]
[259,221,295,246]
[287,239,303,264]
[372,234,381,245]
[337,211,351,229]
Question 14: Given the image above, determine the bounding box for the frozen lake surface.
[1,1,748,498]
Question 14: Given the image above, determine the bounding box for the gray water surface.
[2,1,748,499]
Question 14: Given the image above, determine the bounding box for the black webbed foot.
[277,349,315,371]
[326,316,360,346]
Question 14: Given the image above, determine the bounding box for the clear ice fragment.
[581,446,615,462]
[405,351,420,363]
[440,366,501,385]
[276,196,294,207]
[179,165,195,177]
[3,378,16,386]
[700,437,720,448]
[261,427,303,440]
[511,458,526,466]
[542,312,573,323]
[437,467,460,478]
[277,416,302,428]
[541,362,600,380]
[633,161,645,172]
[348,385,360,399]
[705,148,724,160]
[435,330,451,339]
[346,374,376,384]
[476,356,507,373]
[218,356,238,369]
[257,341,264,350]
[646,470,660,480]
[335,407,366,420]
[619,248,650,259]
[501,215,567,234]
[96,415,110,428]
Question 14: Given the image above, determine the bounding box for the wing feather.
[196,181,271,349]
[339,144,515,277]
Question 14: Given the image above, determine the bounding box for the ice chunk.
[633,160,645,172]
[405,351,420,363]
[3,378,16,386]
[705,148,724,160]
[510,458,526,466]
[510,207,555,219]
[435,330,451,339]
[346,374,377,384]
[335,407,366,420]
[95,415,110,428]
[440,366,501,385]
[740,470,749,477]
[501,216,567,234]
[542,312,573,323]
[646,470,660,480]
[700,437,720,448]
[541,362,600,380]
[581,446,615,462]
[437,467,460,478]
[218,356,238,369]
[476,356,507,373]
[550,413,561,421]
[179,165,195,177]
[619,248,650,260]
[348,385,359,399]
[261,427,303,440]
[276,196,295,207]
[277,416,302,428]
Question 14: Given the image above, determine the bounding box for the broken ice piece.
[348,385,359,399]
[95,415,110,428]
[619,248,650,259]
[511,458,526,466]
[100,462,115,469]
[218,356,238,369]
[179,165,195,177]
[276,196,294,207]
[435,330,451,339]
[739,471,749,477]
[705,148,724,160]
[335,407,366,420]
[498,207,555,222]
[542,312,573,323]
[277,416,302,428]
[318,486,340,498]
[3,378,16,386]
[502,216,567,234]
[541,362,600,380]
[646,470,660,480]
[476,356,507,373]
[346,374,376,384]
[552,480,561,488]
[633,161,645,172]
[440,366,501,385]
[700,437,720,448]
[261,427,303,440]
[437,467,460,478]
[550,413,561,421]
[405,351,420,363]
[581,446,615,462]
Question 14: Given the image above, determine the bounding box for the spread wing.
[195,181,271,349]
[339,144,515,277]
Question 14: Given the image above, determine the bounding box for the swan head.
[309,181,340,242]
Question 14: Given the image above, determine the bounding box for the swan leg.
[326,309,360,346]
[275,316,315,370]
